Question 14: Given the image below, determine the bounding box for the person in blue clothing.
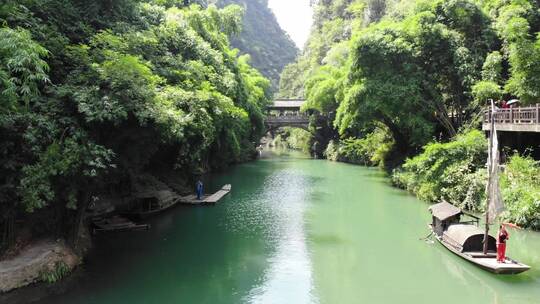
[196,180,204,200]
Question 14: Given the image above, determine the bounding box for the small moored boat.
[124,190,181,219]
[92,216,150,234]
[429,202,530,274]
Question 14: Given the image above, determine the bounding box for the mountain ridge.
[215,0,299,91]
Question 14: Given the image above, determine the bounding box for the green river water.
[28,150,540,303]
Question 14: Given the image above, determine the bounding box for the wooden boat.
[429,202,530,274]
[428,102,530,274]
[92,216,149,234]
[123,190,181,219]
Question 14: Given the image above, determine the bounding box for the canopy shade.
[443,224,497,252]
[429,202,462,221]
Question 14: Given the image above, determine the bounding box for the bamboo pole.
[483,102,495,255]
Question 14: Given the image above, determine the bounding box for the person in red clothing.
[497,224,509,263]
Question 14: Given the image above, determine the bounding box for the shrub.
[500,155,540,229]
[324,126,394,167]
[270,128,311,153]
[393,131,540,230]
[39,261,71,283]
[392,130,488,210]
[324,140,340,161]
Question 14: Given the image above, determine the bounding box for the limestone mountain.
[215,0,299,91]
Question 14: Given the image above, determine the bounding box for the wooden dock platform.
[179,184,231,205]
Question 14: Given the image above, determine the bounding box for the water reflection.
[6,150,540,304]
[245,169,317,304]
[437,243,534,304]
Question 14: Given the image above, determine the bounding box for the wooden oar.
[502,222,521,229]
[419,231,434,240]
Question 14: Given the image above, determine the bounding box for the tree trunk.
[1,214,15,253]
[379,115,409,155]
[422,82,457,138]
[70,190,90,250]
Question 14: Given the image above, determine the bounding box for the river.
[25,150,540,303]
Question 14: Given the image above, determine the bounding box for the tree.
[336,0,494,154]
[0,27,51,250]
[0,0,271,251]
[0,28,49,110]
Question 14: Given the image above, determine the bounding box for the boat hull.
[92,216,150,234]
[123,201,177,219]
[433,231,530,274]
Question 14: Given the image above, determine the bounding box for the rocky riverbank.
[0,171,197,295]
[0,240,80,293]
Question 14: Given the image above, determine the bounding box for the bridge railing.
[484,105,540,124]
[265,115,310,124]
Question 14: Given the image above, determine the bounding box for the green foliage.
[337,0,495,151]
[280,0,540,230]
[299,41,350,156]
[19,134,114,212]
[304,62,348,114]
[323,140,340,162]
[481,51,503,83]
[284,0,498,160]
[0,0,270,246]
[324,126,394,167]
[277,61,309,99]
[278,0,360,156]
[393,135,540,229]
[500,155,540,229]
[0,26,55,232]
[271,128,311,153]
[392,130,488,210]
[39,261,70,284]
[217,0,298,90]
[0,27,49,109]
[485,0,540,104]
[472,80,503,105]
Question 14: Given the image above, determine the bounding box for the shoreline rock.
[0,239,80,293]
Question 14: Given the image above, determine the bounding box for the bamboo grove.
[0,0,271,250]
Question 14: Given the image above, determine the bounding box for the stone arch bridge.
[265,99,309,133]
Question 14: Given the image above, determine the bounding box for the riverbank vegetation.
[393,131,540,229]
[392,130,488,211]
[279,0,540,229]
[324,125,394,167]
[500,155,540,229]
[270,128,311,153]
[0,0,270,254]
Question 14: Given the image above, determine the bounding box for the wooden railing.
[265,115,310,124]
[484,105,540,124]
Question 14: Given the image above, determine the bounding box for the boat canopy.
[429,202,462,221]
[443,224,497,252]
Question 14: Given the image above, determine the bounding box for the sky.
[267,0,313,49]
